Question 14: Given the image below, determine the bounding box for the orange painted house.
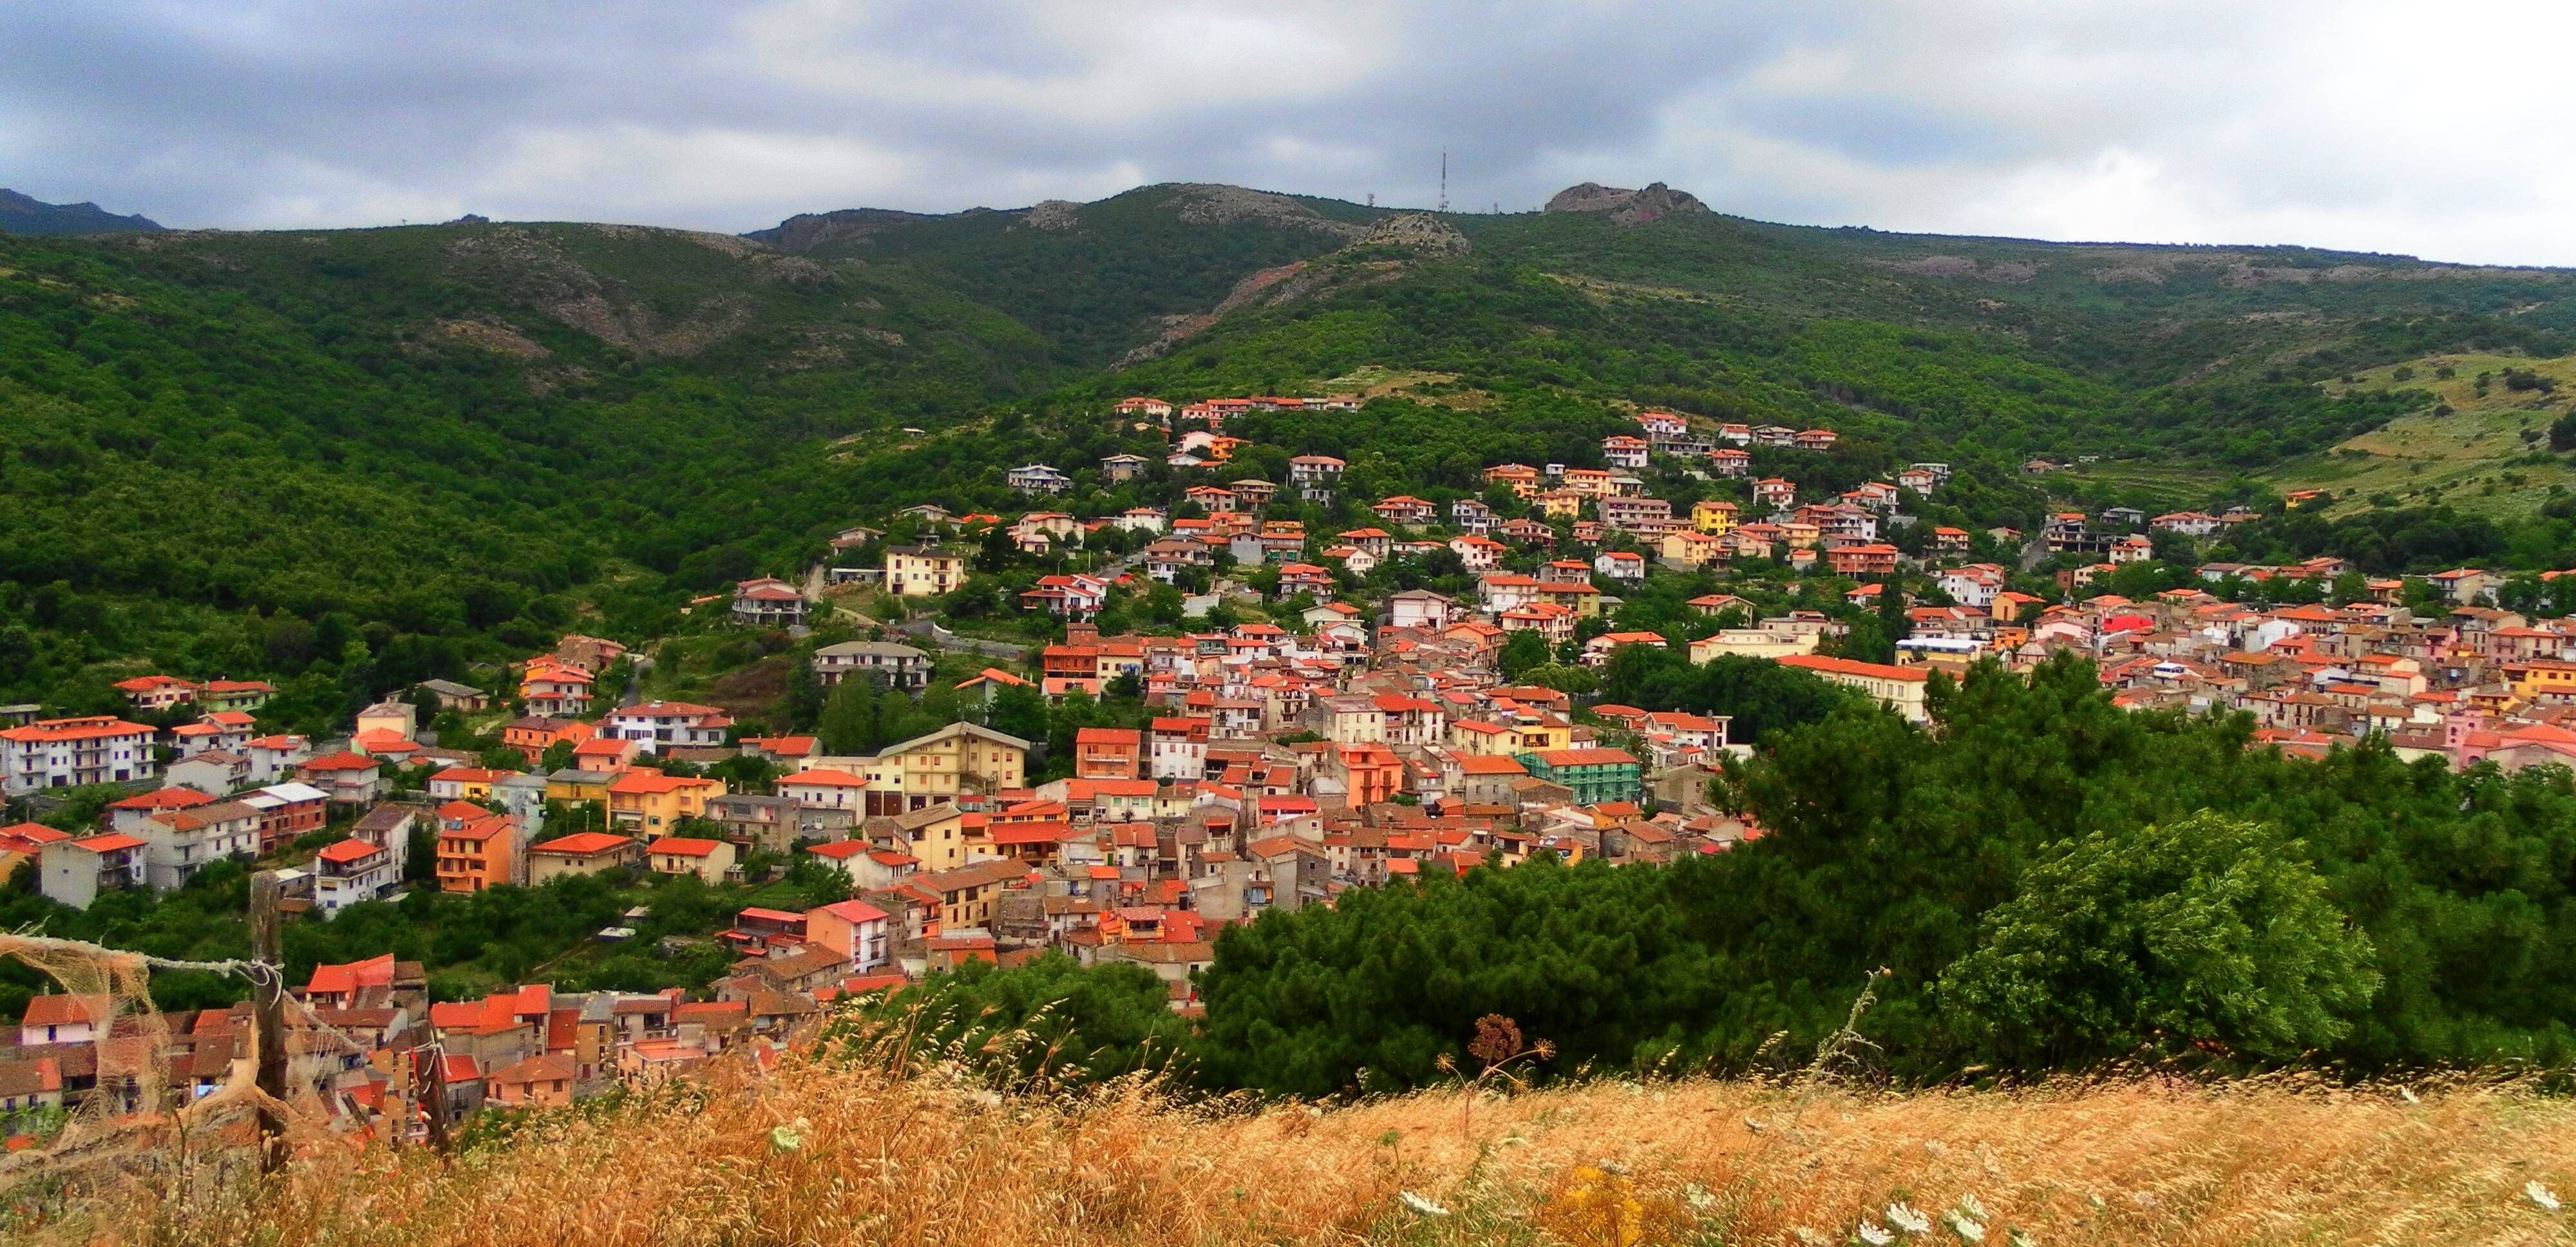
[436,813,519,893]
[502,715,593,765]
[486,1052,576,1107]
[1335,744,1404,807]
[1073,727,1144,780]
[606,770,725,834]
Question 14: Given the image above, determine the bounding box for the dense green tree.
[1941,811,2380,1066]
[1598,647,1856,743]
[1497,629,1551,679]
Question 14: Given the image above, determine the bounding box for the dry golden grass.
[35,1053,2576,1247]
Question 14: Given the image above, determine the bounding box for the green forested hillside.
[759,184,1386,367]
[6,184,2576,719]
[0,222,1053,721]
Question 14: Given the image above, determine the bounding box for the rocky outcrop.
[1543,183,1635,214]
[425,318,549,359]
[1021,200,1081,231]
[1542,181,1710,225]
[1113,213,1468,366]
[1875,255,2040,284]
[1158,184,1367,240]
[1359,213,1470,255]
[743,207,951,252]
[441,226,756,357]
[1115,262,1314,366]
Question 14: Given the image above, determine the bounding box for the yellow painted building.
[884,546,969,597]
[1450,712,1574,756]
[605,772,726,834]
[646,836,737,884]
[1560,469,1616,497]
[1689,630,1821,663]
[1662,530,1730,567]
[1691,500,1739,535]
[883,803,972,871]
[1535,491,1584,520]
[1484,465,1541,498]
[1507,718,1573,752]
[525,833,643,886]
[1779,654,1932,724]
[1448,719,1513,756]
[1535,582,1605,618]
[2505,660,2576,702]
[855,723,1030,815]
[546,771,613,805]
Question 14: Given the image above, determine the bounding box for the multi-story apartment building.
[884,546,968,597]
[606,771,726,833]
[730,578,808,627]
[437,810,520,894]
[519,662,594,718]
[850,723,1030,816]
[811,641,931,690]
[600,702,732,755]
[133,799,261,891]
[0,716,157,795]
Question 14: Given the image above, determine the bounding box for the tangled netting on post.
[0,933,362,1188]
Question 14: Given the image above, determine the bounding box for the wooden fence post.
[251,870,289,1173]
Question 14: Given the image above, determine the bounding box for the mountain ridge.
[0,188,164,236]
[741,178,2576,273]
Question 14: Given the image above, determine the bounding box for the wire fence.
[0,924,448,1196]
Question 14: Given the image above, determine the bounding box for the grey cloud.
[3,0,2571,263]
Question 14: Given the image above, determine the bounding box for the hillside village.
[6,388,2576,1143]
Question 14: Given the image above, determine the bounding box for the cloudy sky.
[8,0,2575,263]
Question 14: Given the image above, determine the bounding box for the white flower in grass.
[1945,1209,1987,1242]
[2399,1085,2420,1104]
[1886,1202,1932,1235]
[2528,1181,2562,1213]
[1399,1191,1450,1217]
[768,1116,810,1153]
[1955,1194,1988,1222]
[2007,1231,2038,1247]
[1744,1115,1766,1132]
[1682,1183,1716,1212]
[1857,1220,1895,1245]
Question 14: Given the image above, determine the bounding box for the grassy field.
[2268,352,2576,519]
[52,1052,2576,1246]
[2049,459,2236,511]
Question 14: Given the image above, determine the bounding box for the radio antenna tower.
[1438,152,1448,213]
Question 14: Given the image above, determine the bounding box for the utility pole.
[251,870,289,1173]
[1438,152,1448,213]
[415,1034,452,1154]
